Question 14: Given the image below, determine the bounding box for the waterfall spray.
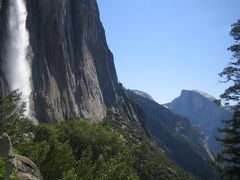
[4,0,32,117]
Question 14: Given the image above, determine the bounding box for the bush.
[0,157,6,179]
[0,90,35,146]
[1,91,191,179]
[18,120,139,180]
[0,157,17,180]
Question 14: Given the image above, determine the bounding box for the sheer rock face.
[0,0,9,97]
[0,0,136,123]
[0,0,139,123]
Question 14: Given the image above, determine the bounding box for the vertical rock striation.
[22,0,139,123]
[0,0,9,97]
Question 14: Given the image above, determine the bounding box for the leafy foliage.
[103,111,193,180]
[1,90,192,180]
[127,90,219,179]
[0,157,6,179]
[18,120,139,180]
[216,20,240,179]
[0,157,17,180]
[219,20,240,105]
[0,90,35,146]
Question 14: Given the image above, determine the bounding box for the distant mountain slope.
[166,89,233,153]
[127,90,218,179]
[131,90,155,102]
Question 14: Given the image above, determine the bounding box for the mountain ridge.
[166,89,233,153]
[131,90,155,102]
[127,89,217,179]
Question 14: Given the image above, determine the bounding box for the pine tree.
[216,20,240,179]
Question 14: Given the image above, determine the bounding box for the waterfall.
[3,0,32,117]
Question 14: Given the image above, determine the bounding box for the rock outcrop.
[166,89,233,153]
[0,133,12,158]
[0,133,42,180]
[15,155,42,180]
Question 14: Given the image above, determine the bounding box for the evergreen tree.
[0,90,34,146]
[216,20,240,179]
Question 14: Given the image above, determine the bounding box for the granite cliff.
[0,0,139,123]
[166,90,233,153]
[0,0,9,96]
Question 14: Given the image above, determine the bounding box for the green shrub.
[18,120,139,180]
[0,157,17,180]
[1,91,191,179]
[0,157,6,179]
[0,90,35,146]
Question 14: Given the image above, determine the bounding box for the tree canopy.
[216,20,240,179]
[0,90,193,180]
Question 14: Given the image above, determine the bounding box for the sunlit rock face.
[166,89,233,153]
[0,0,142,124]
[0,0,140,123]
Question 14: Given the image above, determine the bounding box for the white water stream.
[4,0,31,117]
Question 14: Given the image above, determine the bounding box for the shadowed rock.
[0,134,42,180]
[16,154,42,180]
[0,133,12,158]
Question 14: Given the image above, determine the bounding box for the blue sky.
[97,0,240,104]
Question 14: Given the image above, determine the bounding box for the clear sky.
[97,0,240,104]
